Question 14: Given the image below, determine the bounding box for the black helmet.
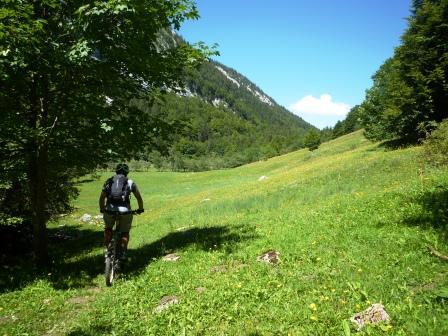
[115,163,129,176]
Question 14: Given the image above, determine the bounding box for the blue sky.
[180,0,411,129]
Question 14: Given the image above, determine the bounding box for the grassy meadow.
[1,130,447,335]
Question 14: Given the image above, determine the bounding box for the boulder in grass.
[195,287,206,294]
[162,253,180,262]
[153,295,179,314]
[350,303,390,329]
[79,214,92,223]
[257,250,280,264]
[258,175,268,181]
[209,265,229,273]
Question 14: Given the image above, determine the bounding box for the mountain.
[186,60,313,133]
[137,44,315,171]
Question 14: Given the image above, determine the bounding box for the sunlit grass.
[1,131,447,335]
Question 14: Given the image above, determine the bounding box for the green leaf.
[342,320,351,336]
[75,4,90,15]
[434,288,448,298]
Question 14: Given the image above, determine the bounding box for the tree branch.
[46,116,58,140]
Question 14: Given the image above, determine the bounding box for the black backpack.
[106,174,130,205]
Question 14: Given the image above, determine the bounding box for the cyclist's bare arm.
[133,189,144,211]
[99,191,107,212]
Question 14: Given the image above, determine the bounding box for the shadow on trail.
[0,224,256,292]
[67,325,112,336]
[402,186,448,242]
[126,225,256,277]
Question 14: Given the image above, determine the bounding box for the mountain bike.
[104,210,141,287]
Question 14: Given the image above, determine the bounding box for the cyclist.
[99,163,144,262]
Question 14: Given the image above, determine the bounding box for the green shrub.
[304,129,321,151]
[423,119,448,166]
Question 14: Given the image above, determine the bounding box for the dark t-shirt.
[102,176,139,211]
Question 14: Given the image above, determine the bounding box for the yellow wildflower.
[309,303,317,311]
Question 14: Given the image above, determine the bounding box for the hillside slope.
[1,131,447,335]
[136,58,315,171]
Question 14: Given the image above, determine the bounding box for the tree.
[342,105,362,134]
[332,121,345,139]
[359,57,414,141]
[360,0,448,142]
[304,130,321,151]
[0,0,214,263]
[412,0,440,15]
[412,0,425,15]
[422,119,448,166]
[396,0,448,139]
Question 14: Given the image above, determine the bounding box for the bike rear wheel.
[105,256,115,286]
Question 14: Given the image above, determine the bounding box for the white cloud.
[289,94,350,117]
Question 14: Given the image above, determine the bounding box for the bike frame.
[104,209,140,286]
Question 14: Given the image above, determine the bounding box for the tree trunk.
[28,73,50,265]
[29,143,49,265]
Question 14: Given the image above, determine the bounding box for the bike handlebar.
[101,209,144,215]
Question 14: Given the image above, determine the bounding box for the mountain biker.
[99,163,144,262]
